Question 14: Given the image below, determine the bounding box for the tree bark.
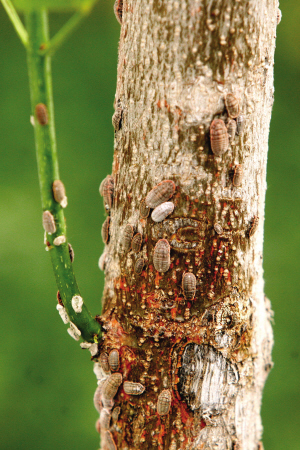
[96,0,277,448]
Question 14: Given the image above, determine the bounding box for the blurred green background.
[0,1,299,449]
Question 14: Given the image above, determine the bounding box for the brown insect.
[109,349,120,372]
[52,179,67,205]
[42,210,56,234]
[236,114,245,135]
[123,224,134,252]
[157,389,172,415]
[131,233,143,253]
[35,103,48,125]
[249,215,259,237]
[111,406,121,422]
[102,373,123,400]
[145,180,176,209]
[233,164,243,187]
[210,119,228,156]
[101,217,110,244]
[140,199,150,218]
[95,418,101,434]
[182,273,196,301]
[93,384,103,413]
[153,239,171,273]
[123,381,145,395]
[68,243,75,262]
[105,430,117,450]
[134,257,145,275]
[100,175,114,211]
[225,93,240,118]
[151,202,174,222]
[112,105,123,131]
[226,119,237,144]
[214,223,223,235]
[100,408,111,431]
[114,0,123,24]
[100,352,110,373]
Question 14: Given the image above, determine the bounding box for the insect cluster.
[93,348,171,448]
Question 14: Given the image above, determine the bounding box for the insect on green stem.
[24,9,101,343]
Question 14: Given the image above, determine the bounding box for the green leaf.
[12,0,97,12]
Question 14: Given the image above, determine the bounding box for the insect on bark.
[109,350,120,372]
[225,93,240,119]
[233,164,243,187]
[100,408,111,431]
[123,224,134,252]
[157,389,172,415]
[102,373,123,400]
[112,105,123,131]
[42,210,56,234]
[131,233,143,253]
[210,119,229,156]
[35,103,48,125]
[182,273,196,301]
[123,381,145,395]
[93,383,103,413]
[114,0,123,24]
[214,223,223,235]
[101,217,110,244]
[151,202,175,222]
[100,175,114,211]
[226,119,237,144]
[140,199,150,218]
[105,430,117,450]
[134,257,145,275]
[153,239,171,273]
[236,114,245,135]
[111,406,121,422]
[145,180,176,209]
[100,352,110,374]
[249,215,259,237]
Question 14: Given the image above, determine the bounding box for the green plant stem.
[39,9,89,56]
[1,0,28,47]
[25,9,100,343]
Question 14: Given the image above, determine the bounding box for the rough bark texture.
[96,1,277,449]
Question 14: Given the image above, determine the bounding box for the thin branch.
[25,9,101,343]
[39,1,97,56]
[1,0,28,47]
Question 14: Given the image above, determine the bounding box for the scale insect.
[151,202,174,222]
[123,224,134,252]
[182,273,196,301]
[157,389,172,415]
[35,103,48,125]
[131,233,143,253]
[225,93,240,119]
[109,350,120,372]
[210,119,228,156]
[145,180,176,209]
[101,217,110,244]
[233,164,243,187]
[153,239,171,273]
[123,381,145,395]
[102,373,123,400]
[134,257,145,275]
[42,210,56,234]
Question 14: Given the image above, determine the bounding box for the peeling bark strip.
[98,0,277,448]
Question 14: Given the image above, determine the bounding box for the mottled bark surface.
[96,1,277,449]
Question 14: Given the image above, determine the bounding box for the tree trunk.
[96,0,277,448]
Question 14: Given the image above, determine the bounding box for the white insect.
[71,295,83,313]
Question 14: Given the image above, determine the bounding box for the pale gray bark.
[98,1,277,449]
